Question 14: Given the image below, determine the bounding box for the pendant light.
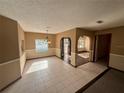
[46,29,51,44]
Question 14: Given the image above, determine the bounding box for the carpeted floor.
[83,69,124,93]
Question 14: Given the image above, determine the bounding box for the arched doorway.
[60,37,71,62]
[77,36,90,52]
[76,36,91,66]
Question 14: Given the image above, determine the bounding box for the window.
[78,37,85,49]
[35,39,48,52]
[78,36,90,52]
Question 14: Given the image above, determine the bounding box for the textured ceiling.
[0,0,124,33]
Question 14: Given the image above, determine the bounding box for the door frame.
[60,37,71,60]
[93,34,112,65]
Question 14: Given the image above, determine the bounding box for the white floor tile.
[1,57,107,93]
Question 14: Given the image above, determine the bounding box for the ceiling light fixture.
[96,20,103,24]
[46,27,51,44]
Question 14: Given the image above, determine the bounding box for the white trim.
[25,48,56,51]
[0,58,20,66]
[71,52,76,55]
[55,48,60,50]
[110,53,124,57]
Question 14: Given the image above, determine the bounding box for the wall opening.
[60,37,71,63]
[94,34,112,66]
[77,36,90,52]
[76,36,91,66]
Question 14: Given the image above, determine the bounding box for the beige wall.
[25,32,56,49]
[96,27,124,56]
[0,15,19,64]
[18,24,25,56]
[76,28,95,52]
[25,32,56,59]
[0,16,22,91]
[56,28,77,53]
[0,16,2,62]
[56,28,77,66]
[17,24,26,74]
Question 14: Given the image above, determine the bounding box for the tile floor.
[1,57,108,93]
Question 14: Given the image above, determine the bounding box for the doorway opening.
[76,36,91,66]
[60,37,71,63]
[93,34,112,66]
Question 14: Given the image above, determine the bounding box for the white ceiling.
[0,0,124,33]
